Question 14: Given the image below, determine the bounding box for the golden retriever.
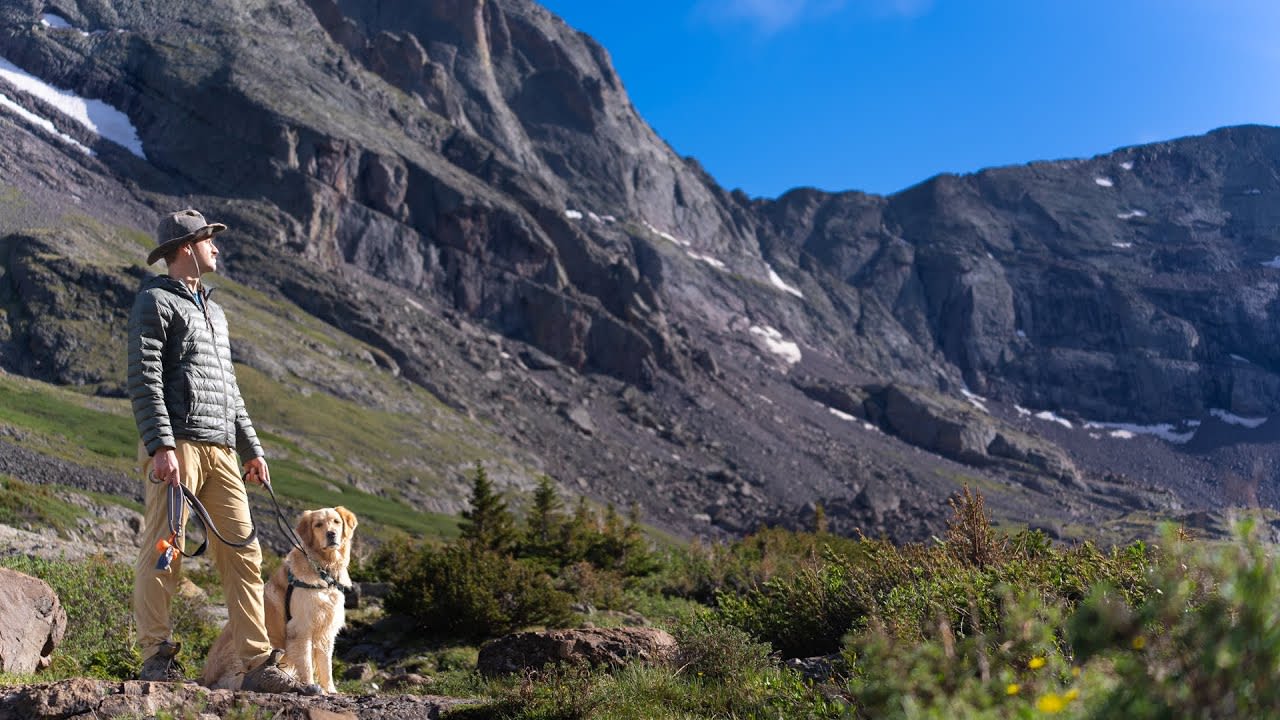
[202,506,358,693]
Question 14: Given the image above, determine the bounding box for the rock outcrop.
[0,567,66,674]
[476,627,677,676]
[0,678,470,720]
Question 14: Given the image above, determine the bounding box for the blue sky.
[540,0,1280,198]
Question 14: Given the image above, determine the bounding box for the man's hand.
[243,456,271,486]
[153,447,181,488]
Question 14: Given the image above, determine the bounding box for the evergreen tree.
[558,495,598,564]
[459,463,516,553]
[588,503,628,570]
[622,502,659,576]
[523,475,563,558]
[812,501,829,534]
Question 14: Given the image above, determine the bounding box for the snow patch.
[748,325,801,365]
[1209,408,1267,428]
[1094,177,1114,187]
[1112,242,1133,249]
[766,264,804,298]
[1034,410,1073,429]
[1116,209,1147,220]
[1261,257,1280,269]
[600,214,617,223]
[564,209,583,220]
[643,221,690,247]
[1015,329,1027,339]
[1230,354,1252,364]
[1245,188,1262,196]
[1014,404,1031,417]
[40,13,85,34]
[0,56,145,157]
[687,251,727,271]
[960,388,988,413]
[828,406,856,421]
[0,91,91,153]
[1083,420,1196,444]
[1120,161,1134,171]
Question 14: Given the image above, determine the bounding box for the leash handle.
[150,470,255,559]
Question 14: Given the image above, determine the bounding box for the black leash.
[258,475,309,555]
[151,468,350,621]
[149,471,257,570]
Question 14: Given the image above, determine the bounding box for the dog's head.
[295,506,358,558]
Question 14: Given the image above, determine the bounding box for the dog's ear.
[335,506,358,534]
[295,510,313,542]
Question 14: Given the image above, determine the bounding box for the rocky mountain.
[0,0,1277,544]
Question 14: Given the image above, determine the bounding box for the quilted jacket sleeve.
[231,375,264,463]
[128,291,175,455]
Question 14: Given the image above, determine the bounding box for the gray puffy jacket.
[127,274,263,462]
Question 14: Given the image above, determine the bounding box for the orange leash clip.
[155,531,178,571]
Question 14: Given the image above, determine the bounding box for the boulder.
[0,567,66,674]
[476,627,677,676]
[879,384,994,465]
[871,384,1082,486]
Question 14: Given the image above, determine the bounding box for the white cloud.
[698,0,818,32]
[697,0,930,33]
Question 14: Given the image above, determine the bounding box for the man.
[128,208,314,694]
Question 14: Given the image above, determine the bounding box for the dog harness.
[284,566,353,623]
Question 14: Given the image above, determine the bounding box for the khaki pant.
[134,440,271,669]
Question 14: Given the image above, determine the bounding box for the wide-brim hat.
[148,208,227,265]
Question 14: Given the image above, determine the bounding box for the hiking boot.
[138,640,185,682]
[242,649,321,695]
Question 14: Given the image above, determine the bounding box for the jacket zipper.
[194,286,233,450]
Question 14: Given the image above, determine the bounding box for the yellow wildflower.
[1071,667,1081,678]
[1028,656,1047,670]
[1036,693,1066,713]
[1006,683,1021,696]
[1132,636,1146,650]
[1064,688,1080,701]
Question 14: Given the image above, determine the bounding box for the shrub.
[448,661,602,720]
[1069,519,1280,716]
[715,552,869,658]
[843,588,1078,719]
[0,554,216,680]
[557,561,629,612]
[385,540,574,641]
[671,611,773,681]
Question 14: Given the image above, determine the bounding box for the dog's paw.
[305,683,324,695]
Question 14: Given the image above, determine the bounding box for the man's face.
[191,237,218,273]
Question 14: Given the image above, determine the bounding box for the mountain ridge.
[0,0,1278,544]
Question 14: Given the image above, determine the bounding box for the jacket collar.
[142,273,216,302]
